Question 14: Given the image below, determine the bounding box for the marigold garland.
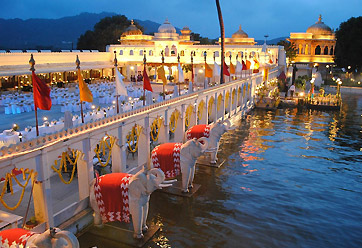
[127,125,143,153]
[151,117,163,141]
[0,168,37,210]
[185,105,193,128]
[169,110,180,133]
[51,150,80,184]
[94,135,116,167]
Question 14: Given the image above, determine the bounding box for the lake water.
[146,93,362,248]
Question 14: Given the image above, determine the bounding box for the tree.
[215,0,225,84]
[277,40,297,63]
[335,17,362,72]
[190,32,216,45]
[77,15,144,51]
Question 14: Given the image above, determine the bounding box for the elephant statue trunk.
[0,227,79,248]
[89,168,168,239]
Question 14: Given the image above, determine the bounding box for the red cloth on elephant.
[186,124,211,140]
[0,228,36,247]
[151,143,181,179]
[94,173,133,223]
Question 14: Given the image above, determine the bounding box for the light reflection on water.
[147,94,362,248]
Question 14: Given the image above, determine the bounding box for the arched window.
[129,50,134,56]
[171,45,177,56]
[139,50,144,56]
[165,46,170,56]
[149,50,153,56]
[180,50,185,56]
[119,50,123,55]
[299,44,304,54]
[324,46,329,55]
[214,51,219,57]
[315,45,321,55]
[330,46,334,55]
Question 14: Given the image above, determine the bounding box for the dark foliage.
[77,15,144,51]
[335,16,362,72]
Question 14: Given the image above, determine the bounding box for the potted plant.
[25,216,38,229]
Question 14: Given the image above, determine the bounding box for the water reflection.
[146,94,362,248]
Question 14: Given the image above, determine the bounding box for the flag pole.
[229,54,232,82]
[143,51,146,106]
[161,50,165,100]
[177,53,181,95]
[114,51,119,114]
[191,51,194,90]
[236,54,239,80]
[29,54,39,137]
[213,52,215,84]
[76,55,85,124]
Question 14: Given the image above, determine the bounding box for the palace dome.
[122,20,142,36]
[232,25,248,38]
[306,15,333,35]
[158,19,176,33]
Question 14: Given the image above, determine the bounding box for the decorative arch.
[330,46,334,55]
[171,45,177,56]
[126,124,143,154]
[180,50,185,56]
[129,50,134,56]
[324,46,329,55]
[169,109,180,133]
[214,51,220,57]
[225,91,230,111]
[208,96,214,117]
[315,45,321,55]
[139,50,144,56]
[197,100,205,121]
[119,50,123,55]
[217,93,223,111]
[185,105,194,128]
[149,50,153,56]
[165,46,170,56]
[232,89,236,105]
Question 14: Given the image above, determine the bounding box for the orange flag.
[205,62,213,78]
[229,62,235,74]
[78,68,93,102]
[32,71,52,110]
[223,61,230,76]
[143,64,153,92]
[246,60,251,70]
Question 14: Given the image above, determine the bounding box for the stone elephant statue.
[185,120,234,163]
[0,227,79,248]
[151,137,209,193]
[89,168,170,239]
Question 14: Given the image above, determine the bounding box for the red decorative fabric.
[223,61,230,76]
[242,60,247,70]
[143,64,153,92]
[0,228,36,247]
[186,124,211,140]
[0,168,23,181]
[32,71,52,110]
[152,143,181,179]
[94,173,133,223]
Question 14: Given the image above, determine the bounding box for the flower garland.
[94,135,116,167]
[127,125,143,153]
[197,101,205,120]
[0,168,37,210]
[51,150,80,184]
[185,105,194,128]
[151,117,163,142]
[169,110,180,133]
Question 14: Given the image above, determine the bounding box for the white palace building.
[0,19,286,89]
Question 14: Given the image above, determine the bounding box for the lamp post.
[336,78,342,100]
[204,51,207,89]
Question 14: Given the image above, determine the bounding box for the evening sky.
[1,0,360,39]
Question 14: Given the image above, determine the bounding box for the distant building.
[287,15,336,78]
[0,19,286,90]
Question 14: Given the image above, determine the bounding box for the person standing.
[289,84,295,98]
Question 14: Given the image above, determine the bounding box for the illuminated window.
[180,50,185,56]
[119,50,123,55]
[171,45,177,56]
[130,50,134,55]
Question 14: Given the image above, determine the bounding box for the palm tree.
[215,0,225,84]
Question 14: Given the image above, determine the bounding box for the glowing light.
[130,66,134,70]
[43,117,48,121]
[112,101,116,104]
[91,105,96,109]
[198,69,204,73]
[299,92,304,97]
